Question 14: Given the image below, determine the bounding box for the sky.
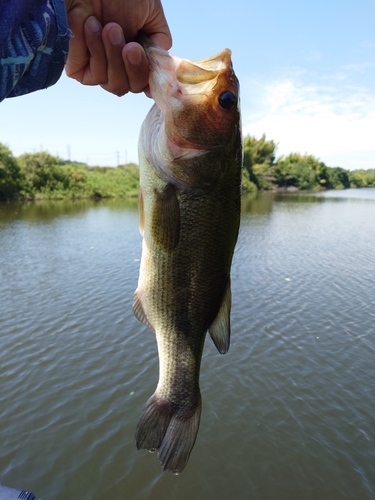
[1,0,374,169]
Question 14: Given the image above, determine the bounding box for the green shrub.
[241,169,258,193]
[271,153,329,190]
[326,167,350,189]
[0,143,25,200]
[243,134,277,189]
[348,169,375,188]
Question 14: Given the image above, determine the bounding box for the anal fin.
[208,279,232,354]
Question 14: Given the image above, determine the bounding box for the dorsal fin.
[208,279,232,354]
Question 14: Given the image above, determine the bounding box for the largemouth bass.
[133,36,242,474]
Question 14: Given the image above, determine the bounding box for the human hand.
[64,0,172,96]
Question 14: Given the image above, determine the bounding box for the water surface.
[1,191,375,499]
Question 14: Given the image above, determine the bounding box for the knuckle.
[101,83,129,97]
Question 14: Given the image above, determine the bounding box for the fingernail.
[108,26,124,45]
[86,16,101,33]
[127,47,142,66]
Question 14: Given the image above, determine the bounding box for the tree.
[326,167,350,189]
[241,169,257,193]
[18,151,65,192]
[243,134,277,168]
[0,143,24,200]
[348,169,375,188]
[242,134,277,190]
[272,153,329,190]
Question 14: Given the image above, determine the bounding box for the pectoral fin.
[208,279,232,354]
[132,291,154,331]
[152,183,180,252]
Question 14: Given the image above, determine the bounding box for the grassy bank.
[2,140,375,201]
[242,135,375,193]
[0,144,139,201]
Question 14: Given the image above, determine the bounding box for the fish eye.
[218,91,237,110]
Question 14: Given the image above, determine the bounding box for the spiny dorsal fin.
[138,189,145,236]
[208,279,232,354]
[152,183,180,252]
[132,291,154,331]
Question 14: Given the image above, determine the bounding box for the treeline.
[0,143,139,201]
[242,134,375,193]
[2,139,375,201]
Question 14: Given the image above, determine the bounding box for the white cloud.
[242,73,375,170]
[304,49,321,62]
[342,62,375,73]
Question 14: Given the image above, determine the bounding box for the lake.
[1,189,375,499]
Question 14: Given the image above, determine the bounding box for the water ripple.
[1,195,375,499]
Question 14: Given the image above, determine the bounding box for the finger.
[141,1,172,51]
[149,32,173,51]
[122,42,149,94]
[101,23,130,96]
[82,16,108,85]
[65,10,88,81]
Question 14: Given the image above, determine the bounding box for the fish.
[133,35,242,474]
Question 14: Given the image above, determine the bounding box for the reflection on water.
[241,191,273,214]
[0,198,138,225]
[241,187,375,216]
[319,187,375,201]
[1,190,375,499]
[242,191,326,215]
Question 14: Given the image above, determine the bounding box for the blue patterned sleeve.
[0,0,70,102]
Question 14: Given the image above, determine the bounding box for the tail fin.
[135,392,202,474]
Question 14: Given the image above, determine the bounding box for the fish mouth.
[137,33,240,152]
[136,33,233,100]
